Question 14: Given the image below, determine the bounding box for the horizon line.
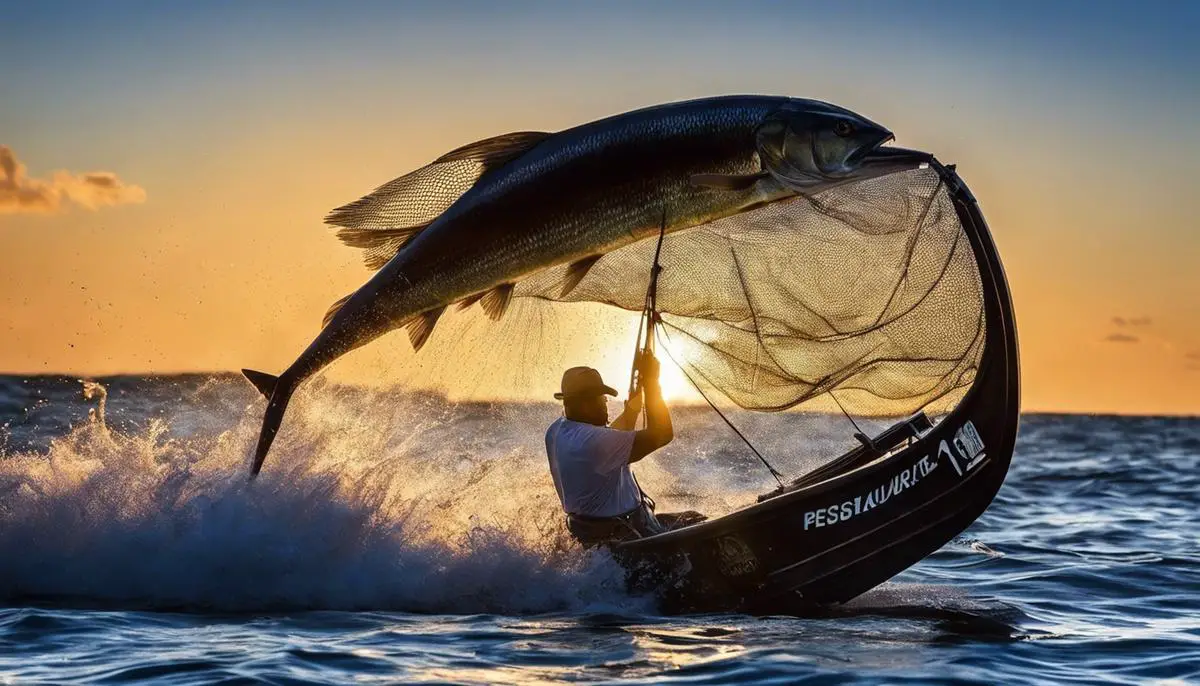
[2,368,1197,420]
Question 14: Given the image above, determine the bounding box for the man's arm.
[609,387,644,431]
[630,351,673,463]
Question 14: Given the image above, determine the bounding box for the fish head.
[756,100,894,190]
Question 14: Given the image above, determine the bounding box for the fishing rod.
[627,207,668,407]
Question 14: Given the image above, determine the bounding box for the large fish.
[243,95,899,475]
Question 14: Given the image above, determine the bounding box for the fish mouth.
[810,145,933,194]
[847,131,895,167]
[855,145,934,179]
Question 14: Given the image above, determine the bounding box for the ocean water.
[0,374,1197,684]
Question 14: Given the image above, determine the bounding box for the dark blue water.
[1,375,1197,684]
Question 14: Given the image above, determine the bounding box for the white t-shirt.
[545,417,640,518]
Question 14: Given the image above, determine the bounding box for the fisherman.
[546,351,705,546]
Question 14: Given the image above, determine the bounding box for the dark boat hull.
[613,155,1020,614]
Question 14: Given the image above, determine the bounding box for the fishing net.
[515,166,985,417]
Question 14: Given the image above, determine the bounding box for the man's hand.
[610,387,643,430]
[629,348,673,463]
[635,349,661,387]
[624,389,644,416]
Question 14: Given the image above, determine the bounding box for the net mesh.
[515,166,985,417]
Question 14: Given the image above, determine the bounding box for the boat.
[610,151,1020,614]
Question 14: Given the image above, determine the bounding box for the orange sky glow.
[2,4,1197,416]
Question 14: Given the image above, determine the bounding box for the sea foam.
[0,381,642,613]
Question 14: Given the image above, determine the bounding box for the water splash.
[79,380,107,430]
[0,375,901,614]
[0,382,643,613]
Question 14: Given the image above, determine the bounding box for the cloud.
[1103,333,1140,343]
[0,146,146,214]
[1112,316,1151,327]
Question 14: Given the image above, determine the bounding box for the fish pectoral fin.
[406,306,446,351]
[335,225,427,249]
[241,369,279,399]
[456,292,486,311]
[480,283,515,321]
[560,255,602,297]
[335,224,431,269]
[689,171,769,190]
[435,131,552,167]
[322,293,354,329]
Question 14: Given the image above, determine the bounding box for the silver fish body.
[245,95,895,474]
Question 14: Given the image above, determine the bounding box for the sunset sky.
[2,1,1197,415]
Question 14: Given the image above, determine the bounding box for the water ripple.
[0,378,1197,683]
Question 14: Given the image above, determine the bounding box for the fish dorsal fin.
[325,131,552,270]
[560,255,603,296]
[406,306,446,351]
[480,283,515,321]
[434,131,552,166]
[322,292,354,329]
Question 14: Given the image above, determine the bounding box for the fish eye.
[833,120,855,137]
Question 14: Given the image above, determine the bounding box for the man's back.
[545,417,640,518]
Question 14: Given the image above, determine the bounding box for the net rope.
[632,212,787,487]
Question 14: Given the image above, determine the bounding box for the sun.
[656,354,692,402]
[612,347,692,403]
[614,315,696,403]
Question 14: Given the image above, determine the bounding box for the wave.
[0,375,990,615]
[0,382,648,614]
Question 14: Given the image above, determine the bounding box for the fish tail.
[241,369,278,398]
[245,279,422,477]
[244,321,359,477]
[242,368,287,476]
[248,372,298,478]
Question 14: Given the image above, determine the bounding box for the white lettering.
[920,455,936,476]
[941,421,987,477]
[803,456,929,530]
[940,439,963,476]
[955,421,985,460]
[882,478,896,503]
[800,423,984,532]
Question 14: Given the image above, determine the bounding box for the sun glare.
[656,354,691,402]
